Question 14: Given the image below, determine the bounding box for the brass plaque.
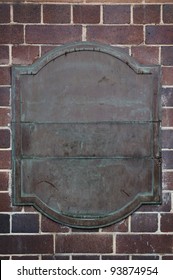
[12,42,161,228]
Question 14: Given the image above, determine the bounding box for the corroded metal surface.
[12,42,161,228]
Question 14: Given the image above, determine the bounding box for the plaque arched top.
[12,42,161,228]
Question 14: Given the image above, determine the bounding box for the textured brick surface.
[163,151,173,169]
[131,213,158,232]
[73,5,100,24]
[161,47,173,66]
[26,25,82,44]
[0,88,10,107]
[87,26,143,44]
[0,129,10,149]
[162,130,173,149]
[0,67,11,86]
[0,25,23,44]
[0,46,9,65]
[0,172,9,191]
[0,108,11,126]
[103,5,130,24]
[161,213,173,232]
[0,151,11,169]
[0,4,10,23]
[41,216,70,233]
[162,172,173,190]
[163,5,173,23]
[146,26,173,44]
[0,193,12,212]
[56,234,113,253]
[12,46,39,65]
[0,235,53,254]
[102,219,128,232]
[133,5,160,24]
[0,214,10,233]
[162,108,173,127]
[13,4,41,23]
[12,214,39,233]
[162,67,173,86]
[131,46,159,65]
[137,192,171,212]
[43,4,70,23]
[117,235,173,254]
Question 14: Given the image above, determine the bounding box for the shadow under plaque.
[12,42,162,228]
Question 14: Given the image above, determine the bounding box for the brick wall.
[0,0,173,260]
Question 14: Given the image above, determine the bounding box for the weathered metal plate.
[12,42,161,228]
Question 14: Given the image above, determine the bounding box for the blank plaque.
[12,42,161,228]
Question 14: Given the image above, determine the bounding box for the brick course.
[0,0,173,259]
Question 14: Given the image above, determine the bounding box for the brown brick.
[138,193,171,213]
[73,5,100,24]
[133,5,160,24]
[131,46,159,65]
[0,235,53,254]
[161,47,173,66]
[12,256,39,260]
[56,234,113,253]
[72,255,100,260]
[162,130,173,149]
[41,216,70,233]
[0,151,11,169]
[162,172,173,190]
[102,255,129,260]
[0,4,10,23]
[162,67,173,86]
[0,46,9,65]
[0,193,12,212]
[13,4,41,23]
[0,67,11,86]
[26,25,82,44]
[146,26,173,45]
[0,172,9,191]
[163,5,173,23]
[12,214,39,233]
[87,26,143,45]
[161,213,173,232]
[0,108,11,126]
[0,129,10,148]
[132,255,159,260]
[0,88,10,107]
[131,213,158,232]
[163,150,173,169]
[0,25,23,44]
[117,234,173,254]
[162,108,173,127]
[42,255,70,260]
[43,4,70,23]
[102,218,128,232]
[12,46,39,65]
[103,5,130,24]
[0,214,10,233]
[87,0,142,3]
[41,46,57,56]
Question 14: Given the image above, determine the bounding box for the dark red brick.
[162,67,173,86]
[161,47,173,66]
[0,214,10,233]
[161,213,173,232]
[0,88,10,107]
[102,255,129,260]
[0,129,10,148]
[133,5,160,24]
[132,255,159,260]
[0,25,24,44]
[102,218,128,232]
[73,5,100,24]
[0,4,10,23]
[41,216,70,233]
[0,193,12,212]
[41,46,56,56]
[131,213,158,232]
[103,5,130,24]
[162,88,173,107]
[12,256,39,260]
[0,46,9,65]
[42,255,70,260]
[0,108,11,126]
[162,172,173,190]
[163,151,173,169]
[12,46,39,65]
[26,25,82,44]
[43,4,70,23]
[12,214,39,233]
[87,26,143,45]
[146,26,173,44]
[163,5,173,23]
[117,234,173,254]
[72,255,100,260]
[162,130,173,149]
[13,4,41,23]
[0,151,11,169]
[162,108,173,127]
[138,192,171,212]
[56,234,113,253]
[131,46,159,65]
[0,235,53,254]
[0,172,9,191]
[0,67,10,86]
